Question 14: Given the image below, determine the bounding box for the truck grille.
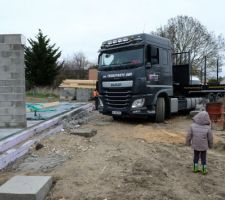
[103,88,132,109]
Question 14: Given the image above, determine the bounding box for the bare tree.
[64,52,91,70]
[152,15,225,77]
[58,52,97,81]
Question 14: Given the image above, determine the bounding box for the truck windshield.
[99,48,143,68]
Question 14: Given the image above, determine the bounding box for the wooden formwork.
[59,79,97,89]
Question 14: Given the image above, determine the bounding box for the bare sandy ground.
[1,111,225,200]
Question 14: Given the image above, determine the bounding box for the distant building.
[88,68,98,80]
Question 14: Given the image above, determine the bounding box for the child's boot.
[193,163,198,173]
[202,165,207,175]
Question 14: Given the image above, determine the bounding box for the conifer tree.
[25,29,62,87]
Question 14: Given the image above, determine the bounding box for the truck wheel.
[155,97,165,123]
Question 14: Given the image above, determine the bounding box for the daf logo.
[111,82,121,87]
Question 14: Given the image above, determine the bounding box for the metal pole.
[189,51,192,84]
[204,56,207,85]
[200,65,203,84]
[217,59,219,84]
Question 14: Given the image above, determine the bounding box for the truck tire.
[155,97,165,123]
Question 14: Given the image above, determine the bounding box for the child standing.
[186,111,213,175]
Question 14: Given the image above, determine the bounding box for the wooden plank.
[63,79,97,84]
[59,79,97,89]
[42,102,59,108]
[59,85,96,89]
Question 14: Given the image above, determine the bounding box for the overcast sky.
[1,0,225,74]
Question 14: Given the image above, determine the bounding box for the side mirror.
[146,62,151,69]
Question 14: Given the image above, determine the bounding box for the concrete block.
[0,80,25,87]
[0,108,10,114]
[0,94,25,101]
[76,88,92,101]
[0,87,13,93]
[0,65,24,73]
[12,115,26,122]
[0,34,25,45]
[0,34,26,128]
[10,57,24,65]
[11,101,25,107]
[8,122,27,128]
[0,43,10,51]
[0,116,12,122]
[11,107,27,115]
[10,44,23,51]
[0,35,4,43]
[70,128,97,137]
[1,51,12,58]
[0,65,10,72]
[60,88,76,101]
[13,87,25,93]
[0,122,7,127]
[0,73,11,80]
[0,176,52,200]
[0,102,12,107]
[0,87,24,93]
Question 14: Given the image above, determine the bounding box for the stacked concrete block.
[76,88,92,102]
[0,34,26,128]
[59,87,76,101]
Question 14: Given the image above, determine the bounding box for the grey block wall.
[76,88,92,102]
[0,34,27,128]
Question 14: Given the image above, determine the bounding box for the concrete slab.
[0,120,43,141]
[0,102,88,141]
[26,102,83,120]
[0,125,63,169]
[0,128,21,140]
[0,176,52,200]
[0,103,93,169]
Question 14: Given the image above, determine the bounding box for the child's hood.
[193,111,211,125]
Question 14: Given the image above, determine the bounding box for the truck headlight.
[99,99,104,107]
[132,98,145,108]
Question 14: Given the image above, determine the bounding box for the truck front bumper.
[98,94,155,117]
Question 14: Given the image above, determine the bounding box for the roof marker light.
[113,40,117,44]
[107,41,112,45]
[122,37,129,42]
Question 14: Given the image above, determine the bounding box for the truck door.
[160,48,172,86]
[146,45,161,86]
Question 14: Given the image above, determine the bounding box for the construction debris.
[35,143,44,151]
[70,128,97,138]
[17,153,70,173]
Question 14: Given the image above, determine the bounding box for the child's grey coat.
[186,111,213,151]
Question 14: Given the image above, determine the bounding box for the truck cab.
[97,33,210,122]
[97,33,174,122]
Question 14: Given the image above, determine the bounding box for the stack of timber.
[59,79,97,89]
